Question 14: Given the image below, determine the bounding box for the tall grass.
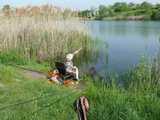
[121,56,160,93]
[86,80,160,120]
[85,55,160,120]
[0,17,94,65]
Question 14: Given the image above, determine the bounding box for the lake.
[83,21,160,75]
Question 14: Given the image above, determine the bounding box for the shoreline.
[79,17,160,21]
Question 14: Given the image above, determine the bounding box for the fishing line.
[0,90,77,111]
[7,63,45,75]
[13,92,76,120]
[0,91,60,111]
[31,92,75,115]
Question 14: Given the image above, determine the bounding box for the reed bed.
[0,16,93,64]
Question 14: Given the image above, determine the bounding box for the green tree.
[98,5,110,19]
[128,2,136,10]
[78,2,160,20]
[155,4,160,9]
[152,10,160,20]
[90,7,97,17]
[140,1,152,9]
[112,2,129,12]
[78,10,92,18]
[140,2,153,18]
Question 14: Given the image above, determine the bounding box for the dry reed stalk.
[0,16,92,62]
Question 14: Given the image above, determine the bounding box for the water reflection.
[78,38,109,76]
[84,21,160,74]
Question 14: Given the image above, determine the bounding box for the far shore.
[79,15,160,21]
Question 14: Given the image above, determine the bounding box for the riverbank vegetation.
[78,2,160,20]
[0,16,96,67]
[87,55,160,120]
[0,4,160,120]
[0,55,159,120]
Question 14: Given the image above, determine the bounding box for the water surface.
[84,21,160,74]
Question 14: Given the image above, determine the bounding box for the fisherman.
[65,48,82,80]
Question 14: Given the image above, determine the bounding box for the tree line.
[78,2,160,20]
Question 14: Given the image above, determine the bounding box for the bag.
[74,96,89,120]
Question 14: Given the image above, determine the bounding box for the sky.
[0,0,160,10]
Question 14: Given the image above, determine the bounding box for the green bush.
[152,10,160,20]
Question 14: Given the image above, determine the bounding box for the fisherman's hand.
[73,47,82,55]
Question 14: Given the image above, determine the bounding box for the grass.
[0,57,160,120]
[85,58,160,120]
[0,64,81,120]
[86,81,160,120]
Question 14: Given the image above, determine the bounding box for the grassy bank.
[0,64,81,120]
[86,59,160,120]
[0,53,160,120]
[0,58,160,120]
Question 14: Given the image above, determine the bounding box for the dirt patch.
[16,66,86,91]
[22,69,86,91]
[23,70,46,80]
